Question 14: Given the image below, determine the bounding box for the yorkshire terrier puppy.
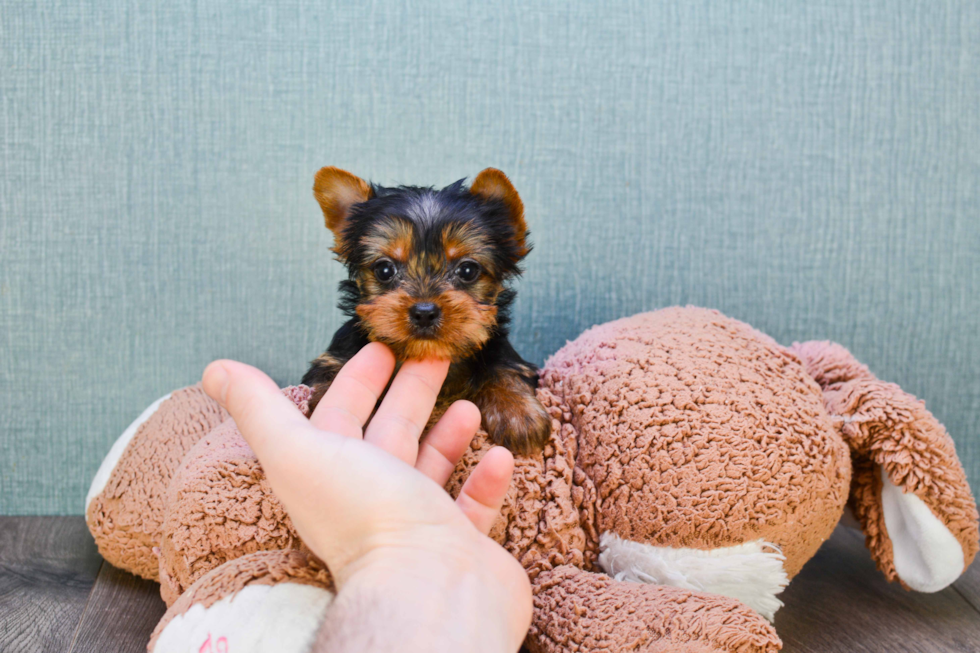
[301,166,551,454]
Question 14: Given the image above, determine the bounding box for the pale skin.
[201,342,533,653]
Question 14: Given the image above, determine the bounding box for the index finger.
[363,357,450,465]
[309,343,396,437]
[202,360,311,461]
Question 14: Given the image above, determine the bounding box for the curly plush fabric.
[156,386,312,605]
[82,305,979,653]
[508,307,865,653]
[528,565,781,653]
[539,307,851,578]
[500,386,592,577]
[411,394,591,579]
[791,341,979,588]
[86,385,228,580]
[149,549,333,652]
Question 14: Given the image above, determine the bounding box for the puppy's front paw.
[302,352,344,415]
[477,379,552,454]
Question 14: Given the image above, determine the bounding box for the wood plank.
[0,516,103,653]
[776,526,980,652]
[68,562,167,653]
[952,554,980,614]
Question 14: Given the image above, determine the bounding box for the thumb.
[202,360,310,461]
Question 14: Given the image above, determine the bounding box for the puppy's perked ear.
[470,168,529,258]
[313,167,373,238]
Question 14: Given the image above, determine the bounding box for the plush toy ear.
[470,168,529,258]
[792,340,979,593]
[312,167,373,239]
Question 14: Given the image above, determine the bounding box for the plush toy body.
[86,307,978,653]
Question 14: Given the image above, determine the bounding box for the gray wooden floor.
[1,517,978,652]
[0,517,166,653]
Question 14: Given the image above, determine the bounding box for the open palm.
[201,342,532,652]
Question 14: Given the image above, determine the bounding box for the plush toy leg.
[156,385,313,605]
[792,341,979,592]
[527,565,781,653]
[149,549,334,653]
[86,385,228,580]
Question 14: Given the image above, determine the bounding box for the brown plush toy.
[86,307,979,653]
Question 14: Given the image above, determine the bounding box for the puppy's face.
[313,167,530,360]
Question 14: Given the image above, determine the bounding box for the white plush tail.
[598,533,789,621]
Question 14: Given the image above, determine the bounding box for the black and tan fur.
[301,167,551,453]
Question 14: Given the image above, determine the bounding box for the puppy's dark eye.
[373,259,396,283]
[455,260,481,283]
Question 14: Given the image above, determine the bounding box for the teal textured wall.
[2,1,978,514]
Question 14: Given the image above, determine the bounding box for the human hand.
[201,343,532,653]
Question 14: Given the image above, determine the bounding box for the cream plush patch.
[85,393,171,510]
[598,532,789,621]
[152,583,333,653]
[880,466,964,592]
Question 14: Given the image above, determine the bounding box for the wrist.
[315,545,522,653]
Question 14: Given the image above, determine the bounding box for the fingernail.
[204,361,229,405]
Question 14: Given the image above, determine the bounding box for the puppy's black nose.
[409,302,441,328]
